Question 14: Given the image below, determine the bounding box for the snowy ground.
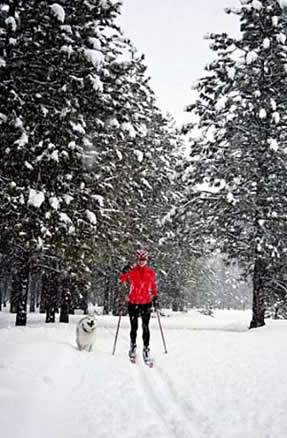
[0,308,287,438]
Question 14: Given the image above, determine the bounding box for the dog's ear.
[87,311,97,321]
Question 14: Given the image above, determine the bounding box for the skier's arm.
[120,272,129,283]
[120,265,132,283]
[151,272,158,298]
[151,273,159,309]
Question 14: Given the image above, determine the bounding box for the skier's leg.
[141,303,152,348]
[128,303,139,346]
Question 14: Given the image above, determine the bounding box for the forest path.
[8,320,204,438]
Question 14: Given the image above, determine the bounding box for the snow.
[277,0,287,9]
[88,37,101,50]
[142,178,152,190]
[197,179,226,194]
[106,117,120,129]
[70,121,86,134]
[59,212,72,224]
[246,51,258,65]
[24,161,33,170]
[277,33,286,45]
[263,38,270,49]
[89,74,104,92]
[133,149,144,162]
[0,112,7,123]
[83,49,104,68]
[14,132,29,147]
[99,0,109,9]
[0,57,6,68]
[60,45,73,59]
[50,150,59,162]
[121,122,137,138]
[92,194,105,207]
[259,108,267,119]
[252,0,263,10]
[272,16,279,27]
[61,25,72,34]
[215,96,227,111]
[49,196,60,210]
[226,192,235,203]
[5,16,17,31]
[270,98,277,110]
[50,4,65,23]
[227,67,235,80]
[63,194,73,205]
[86,209,97,225]
[1,309,287,438]
[268,138,279,152]
[9,37,17,46]
[116,149,123,160]
[272,112,280,124]
[27,189,45,208]
[14,117,24,127]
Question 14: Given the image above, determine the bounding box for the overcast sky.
[118,0,239,125]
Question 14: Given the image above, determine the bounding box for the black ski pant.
[128,302,152,348]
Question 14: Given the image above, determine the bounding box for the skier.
[120,249,159,364]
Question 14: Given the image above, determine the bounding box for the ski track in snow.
[102,318,192,437]
[131,355,218,438]
[134,359,194,438]
[2,310,287,438]
[0,313,247,438]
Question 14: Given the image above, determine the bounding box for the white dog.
[76,314,97,352]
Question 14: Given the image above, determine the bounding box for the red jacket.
[120,265,158,304]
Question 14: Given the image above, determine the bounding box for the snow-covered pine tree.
[0,1,181,320]
[89,55,184,312]
[85,44,183,264]
[0,0,144,323]
[170,0,287,327]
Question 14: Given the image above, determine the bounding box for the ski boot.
[129,343,137,362]
[143,346,152,366]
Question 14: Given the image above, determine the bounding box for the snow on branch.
[50,4,65,23]
[277,0,287,10]
[86,210,97,225]
[28,189,45,208]
[83,49,104,68]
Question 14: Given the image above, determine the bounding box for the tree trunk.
[103,284,110,315]
[0,270,4,311]
[15,267,29,326]
[59,277,70,323]
[39,281,47,314]
[10,272,18,313]
[45,272,59,323]
[249,257,266,329]
[59,295,69,323]
[29,270,38,313]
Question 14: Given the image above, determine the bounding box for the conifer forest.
[1,0,287,327]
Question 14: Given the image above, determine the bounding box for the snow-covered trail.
[131,355,206,438]
[1,310,287,438]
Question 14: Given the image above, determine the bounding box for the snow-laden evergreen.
[0,1,182,323]
[168,0,287,326]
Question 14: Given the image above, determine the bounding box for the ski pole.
[112,289,127,355]
[156,308,168,354]
[112,313,122,355]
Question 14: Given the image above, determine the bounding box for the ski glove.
[152,296,159,310]
[122,265,131,274]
